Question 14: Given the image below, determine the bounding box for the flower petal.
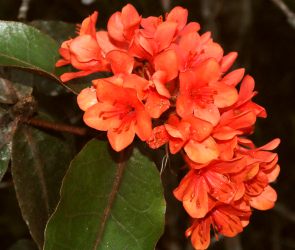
[193,58,221,86]
[121,4,141,31]
[83,102,120,131]
[70,35,101,62]
[212,208,243,237]
[145,91,170,118]
[166,6,188,31]
[222,68,245,86]
[60,70,96,82]
[106,50,134,74]
[79,11,98,36]
[77,87,98,111]
[220,52,237,72]
[107,12,124,42]
[154,49,178,81]
[184,115,213,141]
[206,171,236,203]
[135,109,152,141]
[176,93,194,118]
[96,31,118,55]
[185,137,219,164]
[107,123,135,152]
[183,177,209,218]
[189,219,211,250]
[265,164,280,183]
[194,104,220,126]
[249,185,277,210]
[212,82,239,108]
[147,125,169,149]
[154,21,178,52]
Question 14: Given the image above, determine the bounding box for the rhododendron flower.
[163,114,219,163]
[77,80,152,151]
[173,157,247,218]
[56,4,280,250]
[186,202,251,250]
[56,12,110,82]
[107,4,141,44]
[176,59,238,126]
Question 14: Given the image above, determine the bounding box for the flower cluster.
[56,4,280,250]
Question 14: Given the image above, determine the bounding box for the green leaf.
[0,21,59,80]
[5,67,66,97]
[11,124,74,249]
[44,139,166,250]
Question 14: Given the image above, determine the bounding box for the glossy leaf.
[5,68,66,97]
[0,21,59,80]
[11,124,74,249]
[44,139,166,250]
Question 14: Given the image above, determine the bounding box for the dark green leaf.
[44,139,166,250]
[5,68,66,97]
[0,21,59,79]
[11,124,74,249]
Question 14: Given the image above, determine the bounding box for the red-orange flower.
[107,4,141,44]
[232,139,280,210]
[176,59,238,125]
[173,157,247,218]
[78,80,152,151]
[56,5,280,250]
[164,114,219,163]
[186,202,251,250]
[56,12,110,82]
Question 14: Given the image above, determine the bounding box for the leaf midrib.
[0,52,58,76]
[93,156,127,250]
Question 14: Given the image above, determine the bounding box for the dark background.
[1,0,295,249]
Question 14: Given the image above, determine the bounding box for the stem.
[21,117,89,136]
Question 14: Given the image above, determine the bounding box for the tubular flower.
[176,59,238,126]
[78,80,152,151]
[56,4,280,249]
[56,12,110,82]
[164,114,219,164]
[186,202,251,250]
